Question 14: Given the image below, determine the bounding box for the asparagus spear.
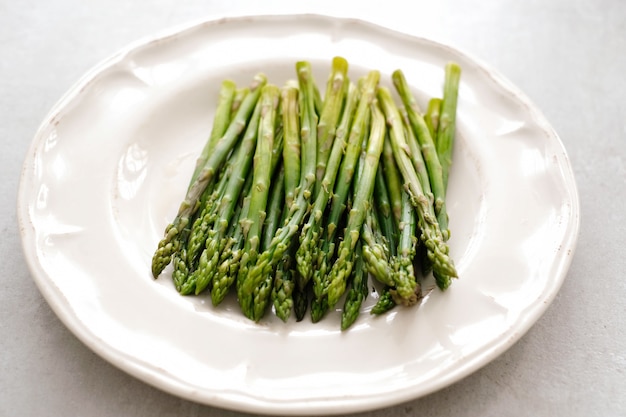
[389,190,421,306]
[208,124,283,303]
[190,80,236,186]
[184,99,263,295]
[361,208,395,287]
[250,165,287,322]
[271,90,301,321]
[371,287,396,315]
[240,62,318,316]
[185,116,255,271]
[158,81,238,286]
[310,72,379,302]
[313,82,323,118]
[171,231,191,292]
[373,163,397,255]
[340,240,368,330]
[293,282,309,321]
[392,70,448,240]
[210,183,251,306]
[361,154,396,288]
[378,86,457,289]
[236,84,281,320]
[262,167,286,251]
[177,183,229,294]
[271,228,298,322]
[425,97,442,144]
[151,73,267,278]
[296,81,359,290]
[325,100,386,309]
[381,134,403,226]
[367,162,402,314]
[315,56,349,194]
[281,86,300,209]
[229,87,249,122]
[437,62,462,190]
[401,108,434,206]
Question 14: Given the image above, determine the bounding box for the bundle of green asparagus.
[151,57,462,329]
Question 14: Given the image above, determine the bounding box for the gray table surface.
[2,0,625,416]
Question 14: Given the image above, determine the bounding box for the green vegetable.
[378,86,457,289]
[392,70,448,240]
[296,81,359,290]
[326,100,386,310]
[151,74,267,278]
[240,61,319,319]
[236,84,281,320]
[437,62,462,190]
[390,191,420,306]
[152,59,462,328]
[425,97,442,145]
[315,57,349,194]
[341,240,368,330]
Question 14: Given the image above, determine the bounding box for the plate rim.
[17,12,581,415]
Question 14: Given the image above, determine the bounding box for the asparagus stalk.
[371,287,396,315]
[313,82,323,118]
[389,190,421,306]
[325,100,386,309]
[190,80,236,186]
[374,163,397,255]
[378,86,457,289]
[392,70,448,240]
[229,87,249,122]
[293,282,309,321]
[340,240,368,330]
[184,163,232,272]
[151,73,267,278]
[401,108,434,206]
[361,207,395,287]
[240,61,318,317]
[381,133,403,225]
[308,71,380,308]
[272,91,301,321]
[185,99,263,295]
[271,222,298,322]
[425,97,442,144]
[186,98,262,269]
[262,167,286,251]
[249,165,287,322]
[315,56,349,194]
[171,230,191,292]
[363,145,405,314]
[296,81,359,290]
[236,85,281,319]
[177,183,229,295]
[210,182,251,306]
[281,86,300,209]
[209,116,286,300]
[437,62,462,190]
[361,152,395,287]
[366,165,401,313]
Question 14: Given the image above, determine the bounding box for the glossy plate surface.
[18,14,580,415]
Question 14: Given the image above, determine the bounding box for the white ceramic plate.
[18,14,580,416]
